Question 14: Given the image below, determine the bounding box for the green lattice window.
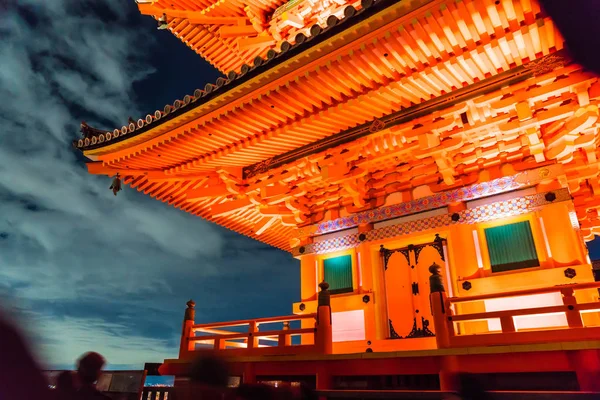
[323,255,353,294]
[484,221,540,273]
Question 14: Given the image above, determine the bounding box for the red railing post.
[315,281,333,355]
[283,321,292,346]
[561,288,584,328]
[179,300,195,359]
[430,263,451,348]
[500,315,516,333]
[248,321,258,349]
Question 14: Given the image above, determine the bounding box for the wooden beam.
[262,184,289,199]
[258,206,293,217]
[188,16,248,25]
[238,35,276,51]
[86,162,218,183]
[187,184,230,200]
[211,198,253,218]
[220,25,259,38]
[137,4,247,25]
[217,167,244,185]
[87,162,144,176]
[253,216,278,236]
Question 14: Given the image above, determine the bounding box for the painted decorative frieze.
[292,188,570,256]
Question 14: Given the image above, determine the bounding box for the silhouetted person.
[457,373,488,400]
[55,371,76,400]
[177,352,231,399]
[0,313,50,399]
[75,352,110,400]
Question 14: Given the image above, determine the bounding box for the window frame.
[319,251,356,295]
[477,215,546,275]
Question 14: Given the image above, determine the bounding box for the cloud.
[0,0,298,370]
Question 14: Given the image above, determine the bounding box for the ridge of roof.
[73,0,395,151]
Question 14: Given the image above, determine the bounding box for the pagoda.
[75,0,600,395]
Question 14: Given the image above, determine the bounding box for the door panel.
[382,240,446,339]
[384,250,414,338]
[413,244,445,335]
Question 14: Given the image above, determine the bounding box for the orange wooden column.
[357,223,377,340]
[300,253,318,302]
[431,292,451,349]
[568,349,600,391]
[300,253,318,345]
[316,364,333,400]
[315,282,333,355]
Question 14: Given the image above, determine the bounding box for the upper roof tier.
[135,0,365,74]
[75,0,600,251]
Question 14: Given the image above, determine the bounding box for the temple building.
[76,0,600,395]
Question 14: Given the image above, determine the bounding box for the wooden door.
[382,240,446,339]
[383,248,414,339]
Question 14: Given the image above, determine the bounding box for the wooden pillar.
[315,282,333,355]
[316,365,333,400]
[357,223,376,341]
[430,264,452,348]
[179,300,195,359]
[248,321,258,349]
[439,355,460,392]
[431,292,451,348]
[243,363,256,384]
[281,321,292,346]
[300,253,318,302]
[568,349,600,391]
[561,288,584,328]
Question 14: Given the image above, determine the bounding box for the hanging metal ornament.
[110,173,122,196]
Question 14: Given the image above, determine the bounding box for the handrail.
[190,328,315,342]
[450,302,600,323]
[449,281,600,304]
[192,313,317,329]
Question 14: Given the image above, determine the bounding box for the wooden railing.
[431,281,600,348]
[190,313,318,354]
[178,282,333,358]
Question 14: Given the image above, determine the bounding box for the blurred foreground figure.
[55,370,77,400]
[0,313,50,399]
[539,0,600,75]
[75,352,110,399]
[457,373,488,400]
[176,352,232,399]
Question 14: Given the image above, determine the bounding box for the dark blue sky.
[0,0,298,370]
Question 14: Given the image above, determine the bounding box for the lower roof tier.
[86,59,600,251]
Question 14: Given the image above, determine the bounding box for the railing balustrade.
[431,280,600,348]
[178,282,333,358]
[191,313,317,352]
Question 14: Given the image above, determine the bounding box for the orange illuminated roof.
[136,0,367,75]
[75,0,600,250]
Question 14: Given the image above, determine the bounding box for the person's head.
[76,352,106,385]
[55,371,75,392]
[429,263,441,275]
